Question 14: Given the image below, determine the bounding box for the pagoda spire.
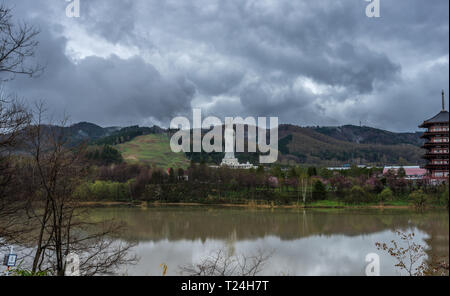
[442,90,446,111]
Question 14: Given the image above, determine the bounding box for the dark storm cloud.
[6,31,195,126]
[1,0,448,131]
[2,1,195,126]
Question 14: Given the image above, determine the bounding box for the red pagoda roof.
[419,111,449,128]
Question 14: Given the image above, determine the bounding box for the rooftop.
[419,110,449,127]
[383,166,427,176]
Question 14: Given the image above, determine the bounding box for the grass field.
[306,200,411,208]
[116,134,190,169]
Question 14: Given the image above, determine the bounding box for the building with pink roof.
[383,166,427,180]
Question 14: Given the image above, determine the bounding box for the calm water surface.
[90,206,449,276]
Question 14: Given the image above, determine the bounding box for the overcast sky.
[2,0,448,132]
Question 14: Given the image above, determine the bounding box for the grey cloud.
[1,0,449,131]
[82,0,137,45]
[4,20,195,126]
[240,80,311,117]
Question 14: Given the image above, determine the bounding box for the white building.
[220,127,256,169]
[221,151,255,169]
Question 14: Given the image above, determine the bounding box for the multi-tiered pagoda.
[419,91,449,181]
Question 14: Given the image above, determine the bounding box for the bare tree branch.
[13,104,138,276]
[179,248,273,276]
[0,4,43,80]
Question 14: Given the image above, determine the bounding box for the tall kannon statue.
[220,126,256,169]
[221,127,240,167]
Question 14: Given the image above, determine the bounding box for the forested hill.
[66,122,424,147]
[277,125,424,166]
[66,122,165,145]
[311,125,424,146]
[31,121,425,166]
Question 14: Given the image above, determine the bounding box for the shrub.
[79,180,132,201]
[410,190,428,209]
[365,177,384,194]
[346,185,367,204]
[12,269,50,276]
[442,186,449,209]
[378,188,394,203]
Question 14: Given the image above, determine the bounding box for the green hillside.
[116,134,190,169]
[312,125,424,146]
[278,125,424,166]
[54,121,426,167]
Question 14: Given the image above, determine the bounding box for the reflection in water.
[91,207,449,276]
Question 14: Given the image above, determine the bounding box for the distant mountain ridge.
[68,122,113,141]
[278,124,424,166]
[66,121,424,147]
[25,121,425,166]
[66,122,166,145]
[311,125,424,146]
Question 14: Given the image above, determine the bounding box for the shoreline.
[78,201,436,210]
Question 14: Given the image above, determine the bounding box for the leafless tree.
[2,2,134,276]
[0,93,30,192]
[0,93,30,148]
[179,249,273,276]
[376,231,427,276]
[13,103,137,276]
[0,91,31,246]
[0,4,42,80]
[0,1,40,244]
[376,230,449,276]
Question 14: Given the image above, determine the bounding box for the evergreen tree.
[307,167,317,177]
[312,180,326,200]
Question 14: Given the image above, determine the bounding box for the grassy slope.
[116,134,190,169]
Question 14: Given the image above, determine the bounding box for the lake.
[89,206,449,276]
